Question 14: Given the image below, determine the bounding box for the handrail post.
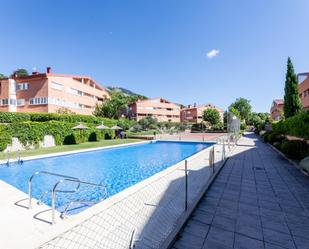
[212,146,215,174]
[28,181,32,209]
[6,150,10,166]
[185,160,188,211]
[52,189,56,225]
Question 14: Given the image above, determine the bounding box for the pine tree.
[284,57,302,118]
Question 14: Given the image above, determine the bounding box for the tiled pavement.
[172,133,309,249]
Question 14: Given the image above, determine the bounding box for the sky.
[0,0,308,112]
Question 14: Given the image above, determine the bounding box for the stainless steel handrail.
[52,178,106,224]
[28,171,79,209]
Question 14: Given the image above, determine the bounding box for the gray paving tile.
[172,134,309,249]
[234,234,264,249]
[183,220,209,238]
[263,228,296,249]
[212,215,236,232]
[261,218,290,234]
[192,210,214,225]
[202,238,233,249]
[205,227,234,248]
[236,223,263,240]
[293,236,309,249]
[174,233,205,249]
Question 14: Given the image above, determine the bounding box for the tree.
[93,90,129,119]
[284,57,302,118]
[138,116,158,130]
[56,107,76,115]
[0,73,8,80]
[12,69,29,77]
[203,108,221,127]
[229,98,252,122]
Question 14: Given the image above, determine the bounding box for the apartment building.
[270,99,284,121]
[269,72,309,120]
[0,67,109,115]
[298,72,309,110]
[128,98,181,122]
[180,104,224,123]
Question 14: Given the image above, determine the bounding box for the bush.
[116,118,136,131]
[280,139,309,160]
[63,134,77,145]
[273,111,309,140]
[0,111,119,127]
[0,126,11,151]
[1,121,115,148]
[131,124,143,132]
[0,111,31,123]
[88,132,98,142]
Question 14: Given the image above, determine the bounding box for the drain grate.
[253,167,265,170]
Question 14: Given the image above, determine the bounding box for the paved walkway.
[172,133,309,249]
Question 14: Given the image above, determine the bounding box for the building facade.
[128,98,181,122]
[180,104,224,123]
[0,67,109,115]
[270,99,284,121]
[270,72,309,120]
[298,72,309,110]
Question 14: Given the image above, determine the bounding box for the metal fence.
[38,136,238,249]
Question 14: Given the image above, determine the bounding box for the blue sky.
[0,0,308,112]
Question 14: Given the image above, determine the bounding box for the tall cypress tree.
[284,57,302,118]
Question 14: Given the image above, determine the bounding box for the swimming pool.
[0,141,212,214]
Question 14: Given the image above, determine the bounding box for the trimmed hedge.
[0,112,31,123]
[0,111,118,126]
[280,139,309,160]
[273,111,309,140]
[0,121,115,151]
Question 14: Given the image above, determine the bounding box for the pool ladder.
[28,171,107,224]
[6,150,23,166]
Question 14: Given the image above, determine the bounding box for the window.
[51,81,64,91]
[67,87,83,96]
[1,99,8,105]
[17,99,25,106]
[29,97,48,105]
[10,99,16,105]
[17,83,29,90]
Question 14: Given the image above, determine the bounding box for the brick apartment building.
[180,104,224,123]
[0,67,109,115]
[270,99,284,121]
[298,72,309,110]
[128,98,181,122]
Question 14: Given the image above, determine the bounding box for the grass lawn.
[0,139,143,161]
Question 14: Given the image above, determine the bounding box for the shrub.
[131,124,143,132]
[0,111,31,123]
[280,139,309,160]
[88,132,98,142]
[63,134,77,145]
[0,125,11,151]
[273,111,309,140]
[0,111,119,127]
[1,121,115,147]
[116,118,136,131]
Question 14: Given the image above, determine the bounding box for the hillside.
[107,86,147,99]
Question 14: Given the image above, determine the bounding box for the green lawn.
[0,139,143,160]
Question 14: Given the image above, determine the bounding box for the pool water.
[0,141,212,213]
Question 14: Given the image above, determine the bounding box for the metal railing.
[28,171,79,209]
[51,178,106,224]
[38,136,242,249]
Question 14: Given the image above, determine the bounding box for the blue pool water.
[0,141,212,213]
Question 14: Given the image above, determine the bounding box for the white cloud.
[206,49,220,59]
